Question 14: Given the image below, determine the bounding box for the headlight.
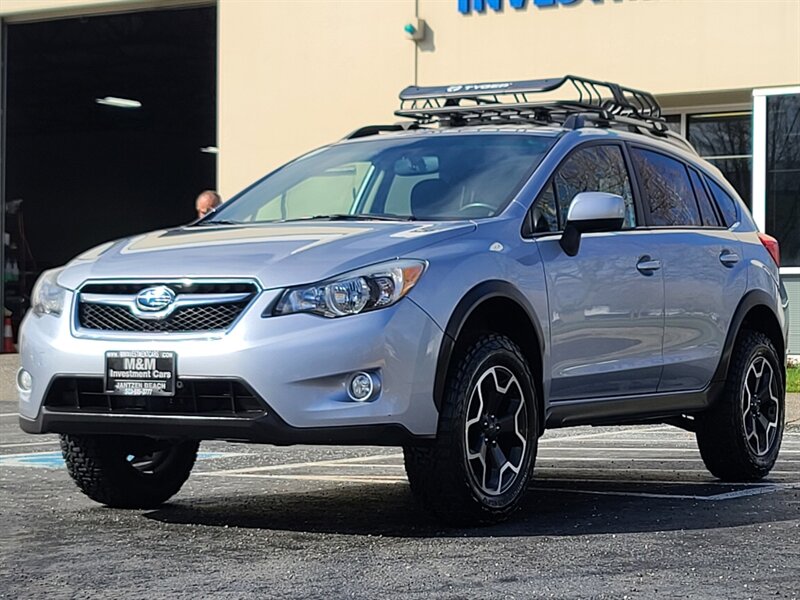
[273,259,426,318]
[31,269,67,317]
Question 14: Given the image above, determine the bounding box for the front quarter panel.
[408,216,550,396]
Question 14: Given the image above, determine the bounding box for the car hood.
[58,221,476,290]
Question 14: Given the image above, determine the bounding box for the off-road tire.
[60,434,199,508]
[696,330,785,481]
[404,334,538,525]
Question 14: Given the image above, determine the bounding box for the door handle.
[636,256,662,275]
[719,250,740,267]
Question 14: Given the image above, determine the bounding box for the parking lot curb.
[787,392,800,426]
[0,354,19,402]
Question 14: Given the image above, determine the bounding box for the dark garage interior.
[3,5,217,339]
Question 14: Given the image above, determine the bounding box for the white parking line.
[539,446,800,453]
[540,426,672,442]
[201,472,798,501]
[538,456,800,463]
[206,452,404,476]
[296,463,406,469]
[0,413,19,418]
[199,472,407,485]
[533,466,798,475]
[540,485,789,502]
[533,476,784,487]
[0,441,59,449]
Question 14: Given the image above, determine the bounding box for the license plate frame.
[104,350,176,397]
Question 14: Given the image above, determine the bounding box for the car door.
[533,142,665,401]
[629,146,747,392]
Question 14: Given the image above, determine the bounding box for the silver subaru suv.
[18,76,789,524]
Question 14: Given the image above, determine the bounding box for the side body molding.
[546,288,786,428]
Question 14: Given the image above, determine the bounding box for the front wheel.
[60,434,199,508]
[404,334,538,525]
[696,330,785,481]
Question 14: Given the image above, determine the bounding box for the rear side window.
[688,168,720,227]
[552,144,636,228]
[631,148,701,227]
[705,177,739,227]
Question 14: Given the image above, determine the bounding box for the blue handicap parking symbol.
[0,451,229,469]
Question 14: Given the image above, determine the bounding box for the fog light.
[17,369,32,392]
[348,372,375,402]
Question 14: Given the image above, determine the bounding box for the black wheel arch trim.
[433,280,545,411]
[711,288,786,387]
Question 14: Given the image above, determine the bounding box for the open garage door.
[2,5,217,346]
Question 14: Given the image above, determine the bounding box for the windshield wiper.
[192,219,243,226]
[281,213,416,222]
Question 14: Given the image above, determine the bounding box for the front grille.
[44,377,266,417]
[77,280,259,333]
[80,302,247,332]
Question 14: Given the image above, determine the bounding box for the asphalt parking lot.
[1,390,799,599]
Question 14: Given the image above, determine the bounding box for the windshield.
[205,134,555,223]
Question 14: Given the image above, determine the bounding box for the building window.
[686,112,752,208]
[664,114,682,134]
[663,110,753,207]
[764,94,800,268]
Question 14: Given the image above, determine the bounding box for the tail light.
[757,232,780,267]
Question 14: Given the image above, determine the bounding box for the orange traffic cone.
[3,316,15,353]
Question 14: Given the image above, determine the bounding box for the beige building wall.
[218,0,799,196]
[417,0,800,95]
[217,0,416,197]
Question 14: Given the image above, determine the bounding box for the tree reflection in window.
[631,148,701,227]
[554,145,636,228]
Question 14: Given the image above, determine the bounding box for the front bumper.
[18,288,443,442]
[18,408,425,446]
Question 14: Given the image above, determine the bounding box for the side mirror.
[559,192,626,257]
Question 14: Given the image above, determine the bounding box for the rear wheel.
[60,434,198,508]
[696,330,785,481]
[404,334,538,525]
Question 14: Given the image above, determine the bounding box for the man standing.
[195,190,221,219]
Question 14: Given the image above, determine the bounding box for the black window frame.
[702,173,742,229]
[687,165,723,228]
[522,140,644,238]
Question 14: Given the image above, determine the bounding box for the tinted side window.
[688,168,720,227]
[631,148,700,227]
[554,145,636,228]
[706,177,739,227]
[531,181,558,233]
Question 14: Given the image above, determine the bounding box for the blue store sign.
[459,0,621,14]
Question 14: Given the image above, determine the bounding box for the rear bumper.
[18,409,430,446]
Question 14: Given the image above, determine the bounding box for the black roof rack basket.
[397,75,662,122]
[394,75,694,152]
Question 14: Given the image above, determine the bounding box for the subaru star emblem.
[135,286,176,311]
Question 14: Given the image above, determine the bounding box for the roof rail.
[393,75,695,153]
[343,122,419,140]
